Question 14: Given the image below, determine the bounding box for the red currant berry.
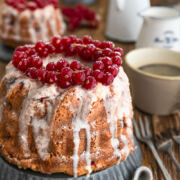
[112,56,122,66]
[83,76,96,90]
[65,44,76,56]
[79,47,91,61]
[94,50,103,60]
[93,61,104,70]
[70,61,82,71]
[35,41,46,53]
[46,62,56,71]
[36,69,47,82]
[101,72,114,86]
[39,48,49,57]
[84,10,95,21]
[18,59,28,72]
[26,47,37,56]
[99,57,112,67]
[46,72,58,84]
[51,36,61,49]
[102,48,112,57]
[72,71,86,85]
[58,80,72,89]
[114,48,124,56]
[92,70,104,81]
[74,44,83,54]
[56,60,69,71]
[61,37,71,47]
[60,67,73,81]
[111,51,121,57]
[83,35,92,44]
[75,39,83,44]
[69,35,77,43]
[13,51,27,67]
[25,67,37,79]
[46,44,56,54]
[92,40,101,47]
[14,46,28,52]
[83,67,92,76]
[83,44,96,59]
[100,41,115,49]
[106,64,119,77]
[32,56,43,69]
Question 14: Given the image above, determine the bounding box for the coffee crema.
[139,64,180,77]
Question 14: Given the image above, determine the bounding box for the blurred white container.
[136,7,180,52]
[105,0,150,42]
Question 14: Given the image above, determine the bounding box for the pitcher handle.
[116,0,125,11]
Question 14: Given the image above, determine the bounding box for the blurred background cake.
[0,0,66,47]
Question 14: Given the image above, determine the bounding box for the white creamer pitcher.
[136,7,180,52]
[105,0,150,42]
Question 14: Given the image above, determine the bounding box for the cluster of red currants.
[5,0,58,11]
[12,35,123,90]
[62,4,99,31]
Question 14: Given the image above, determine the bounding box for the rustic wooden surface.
[0,0,180,179]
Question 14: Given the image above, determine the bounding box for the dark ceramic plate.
[0,42,14,62]
[0,137,142,180]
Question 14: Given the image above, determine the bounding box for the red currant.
[83,67,92,76]
[13,51,27,67]
[83,35,92,44]
[72,71,86,85]
[112,56,122,66]
[92,70,104,81]
[18,59,28,72]
[46,72,58,84]
[56,60,69,71]
[98,57,112,67]
[106,65,119,77]
[93,61,104,71]
[70,61,82,71]
[60,67,73,81]
[100,41,115,49]
[83,76,96,90]
[46,62,56,71]
[46,44,56,54]
[25,67,37,79]
[114,48,124,56]
[58,80,72,89]
[101,72,114,86]
[102,48,112,57]
[36,69,47,82]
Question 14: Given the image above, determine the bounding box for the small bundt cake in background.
[0,35,135,177]
[0,0,66,47]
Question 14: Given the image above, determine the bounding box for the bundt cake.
[0,0,65,47]
[0,35,135,177]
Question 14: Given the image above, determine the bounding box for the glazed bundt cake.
[0,0,65,47]
[0,35,135,177]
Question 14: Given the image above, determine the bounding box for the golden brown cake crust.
[0,58,135,176]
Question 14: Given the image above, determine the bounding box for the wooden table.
[0,0,180,179]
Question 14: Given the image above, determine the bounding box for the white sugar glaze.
[0,54,133,176]
[0,4,65,44]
